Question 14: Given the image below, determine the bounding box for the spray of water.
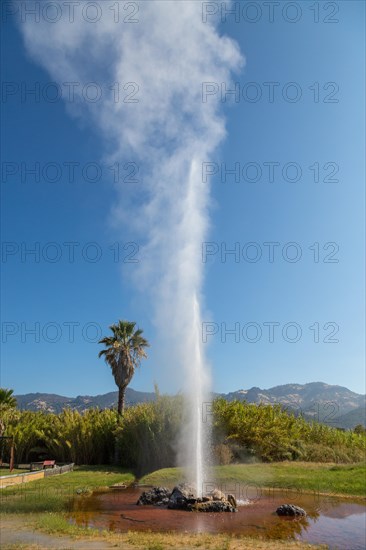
[193,294,205,496]
[18,1,243,492]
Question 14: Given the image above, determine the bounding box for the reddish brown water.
[68,487,366,549]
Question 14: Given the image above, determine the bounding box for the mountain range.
[15,382,365,430]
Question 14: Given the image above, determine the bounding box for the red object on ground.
[43,460,56,469]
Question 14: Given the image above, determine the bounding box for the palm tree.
[0,388,17,409]
[98,321,149,416]
[0,389,17,440]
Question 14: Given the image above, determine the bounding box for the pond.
[68,487,366,549]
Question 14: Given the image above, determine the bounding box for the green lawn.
[141,462,366,498]
[0,465,134,513]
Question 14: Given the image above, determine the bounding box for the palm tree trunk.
[114,386,126,464]
[118,386,126,416]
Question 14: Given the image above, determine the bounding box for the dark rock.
[227,494,237,508]
[192,500,237,513]
[137,487,171,506]
[276,504,307,517]
[156,497,169,506]
[167,483,197,510]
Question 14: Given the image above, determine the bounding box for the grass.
[141,462,366,498]
[35,512,96,536]
[0,469,28,477]
[0,465,134,513]
[121,531,327,550]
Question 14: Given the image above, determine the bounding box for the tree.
[0,388,17,409]
[98,321,149,416]
[0,389,17,444]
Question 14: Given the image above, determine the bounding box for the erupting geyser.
[18,1,244,488]
[191,294,208,497]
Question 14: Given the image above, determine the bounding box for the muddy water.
[68,487,366,549]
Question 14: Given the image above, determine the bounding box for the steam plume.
[18,0,243,491]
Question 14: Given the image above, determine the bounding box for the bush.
[213,398,366,463]
[115,395,183,475]
[2,396,365,469]
[302,442,364,463]
[2,408,117,465]
[213,443,234,465]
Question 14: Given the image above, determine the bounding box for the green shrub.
[2,408,117,465]
[213,444,234,465]
[115,395,183,475]
[213,399,366,463]
[1,396,364,469]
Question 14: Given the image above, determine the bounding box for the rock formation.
[137,483,238,512]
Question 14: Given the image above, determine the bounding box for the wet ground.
[67,487,366,549]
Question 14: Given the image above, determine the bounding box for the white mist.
[18,1,244,491]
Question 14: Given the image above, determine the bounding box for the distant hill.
[332,405,366,430]
[222,382,365,428]
[15,388,155,414]
[15,382,365,430]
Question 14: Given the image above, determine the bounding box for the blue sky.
[1,1,365,396]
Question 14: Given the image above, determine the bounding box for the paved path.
[0,516,115,549]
